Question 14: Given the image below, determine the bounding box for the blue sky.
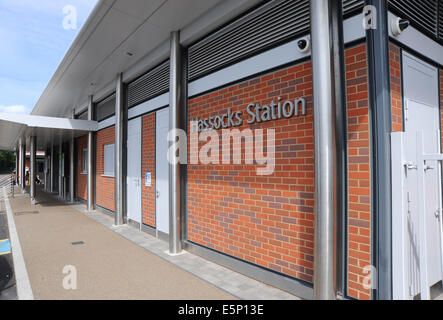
[0,0,98,114]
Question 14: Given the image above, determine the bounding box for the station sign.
[190,97,306,133]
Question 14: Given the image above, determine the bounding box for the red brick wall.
[390,43,403,132]
[187,61,315,283]
[96,126,115,212]
[76,135,88,201]
[345,44,372,300]
[142,113,156,227]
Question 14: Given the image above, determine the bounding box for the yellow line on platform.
[0,239,11,255]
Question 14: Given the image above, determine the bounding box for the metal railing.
[0,174,15,200]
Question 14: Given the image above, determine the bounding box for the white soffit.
[0,113,97,151]
[31,0,226,119]
[0,114,98,131]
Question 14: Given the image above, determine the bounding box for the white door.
[127,117,142,224]
[402,52,441,297]
[156,108,170,235]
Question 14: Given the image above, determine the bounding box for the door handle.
[404,162,417,170]
[156,190,160,198]
[424,164,435,171]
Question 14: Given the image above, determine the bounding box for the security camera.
[391,17,410,37]
[297,38,311,53]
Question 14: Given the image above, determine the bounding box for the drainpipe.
[87,96,95,212]
[169,31,184,254]
[365,0,392,300]
[30,136,36,205]
[311,0,337,300]
[331,0,347,297]
[115,73,126,225]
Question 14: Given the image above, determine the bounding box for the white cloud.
[0,105,30,114]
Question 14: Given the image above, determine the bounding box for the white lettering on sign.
[190,97,306,133]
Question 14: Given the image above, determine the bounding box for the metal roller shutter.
[127,60,170,109]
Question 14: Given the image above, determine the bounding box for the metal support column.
[70,138,75,203]
[50,141,54,193]
[87,96,95,212]
[58,140,63,198]
[311,0,336,300]
[20,141,25,193]
[45,152,49,191]
[115,73,126,226]
[169,31,184,254]
[366,0,392,300]
[30,136,36,205]
[70,110,75,203]
[15,148,18,185]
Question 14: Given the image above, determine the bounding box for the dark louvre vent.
[127,60,170,108]
[343,0,364,16]
[389,0,442,42]
[77,110,88,120]
[439,0,443,40]
[188,0,310,81]
[96,93,116,122]
[188,0,365,81]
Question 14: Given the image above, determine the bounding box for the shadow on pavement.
[0,255,16,300]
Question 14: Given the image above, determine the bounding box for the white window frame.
[103,143,115,177]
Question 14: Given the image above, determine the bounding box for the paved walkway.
[0,193,16,300]
[8,190,234,300]
[7,187,299,300]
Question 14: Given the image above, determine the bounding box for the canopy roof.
[0,113,97,151]
[0,0,262,151]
